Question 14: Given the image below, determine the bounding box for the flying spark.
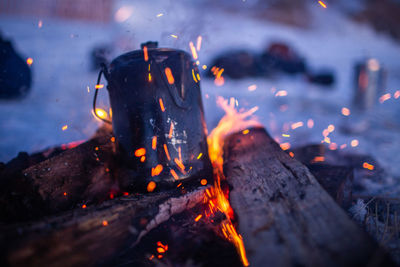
[318,1,327,8]
[26,57,33,66]
[248,84,257,91]
[341,107,350,116]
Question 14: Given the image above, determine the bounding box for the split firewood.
[0,125,115,222]
[223,127,395,267]
[0,187,209,266]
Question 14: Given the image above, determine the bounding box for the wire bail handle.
[93,63,112,124]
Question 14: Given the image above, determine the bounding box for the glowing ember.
[143,46,149,62]
[189,41,198,60]
[312,156,325,162]
[200,179,207,185]
[197,153,203,159]
[157,241,168,253]
[159,98,166,112]
[170,169,179,180]
[196,35,202,51]
[242,129,250,135]
[95,84,104,89]
[163,144,171,160]
[327,124,335,132]
[63,192,67,196]
[62,125,68,131]
[351,139,359,147]
[82,204,87,209]
[170,34,178,39]
[174,158,186,174]
[394,90,400,99]
[102,220,108,226]
[363,162,374,170]
[156,13,163,17]
[147,181,156,192]
[194,214,203,222]
[318,1,327,8]
[151,165,163,177]
[247,84,257,91]
[61,140,85,150]
[168,122,174,138]
[152,136,157,150]
[165,67,175,84]
[329,143,338,150]
[307,119,314,128]
[379,93,391,103]
[134,148,146,157]
[291,122,303,130]
[280,142,291,150]
[26,57,33,66]
[275,90,287,97]
[341,107,350,116]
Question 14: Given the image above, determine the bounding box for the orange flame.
[205,97,260,266]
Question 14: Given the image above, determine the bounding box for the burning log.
[0,126,115,222]
[0,125,395,266]
[223,127,394,267]
[0,189,210,266]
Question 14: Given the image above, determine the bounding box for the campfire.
[0,31,399,267]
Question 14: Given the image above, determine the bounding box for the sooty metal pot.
[95,42,212,191]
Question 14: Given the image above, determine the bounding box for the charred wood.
[223,128,395,267]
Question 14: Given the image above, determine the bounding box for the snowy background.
[1,0,400,185]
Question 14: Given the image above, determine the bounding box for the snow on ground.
[1,1,400,187]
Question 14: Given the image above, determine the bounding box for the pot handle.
[93,64,112,124]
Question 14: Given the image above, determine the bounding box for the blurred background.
[1,0,400,188]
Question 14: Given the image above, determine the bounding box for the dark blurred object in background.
[207,50,263,79]
[261,42,307,75]
[352,0,400,41]
[307,69,335,86]
[0,34,32,99]
[207,41,335,86]
[353,58,386,110]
